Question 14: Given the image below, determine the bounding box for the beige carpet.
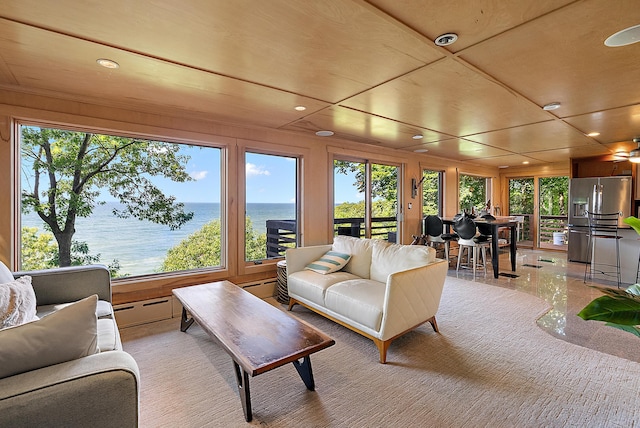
[121,277,640,427]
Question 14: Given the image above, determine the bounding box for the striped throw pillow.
[305,251,351,275]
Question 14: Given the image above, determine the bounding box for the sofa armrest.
[0,351,139,427]
[285,245,333,274]
[13,264,112,305]
[378,259,448,340]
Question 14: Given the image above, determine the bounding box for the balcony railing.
[264,214,566,258]
[265,217,397,258]
[509,213,568,245]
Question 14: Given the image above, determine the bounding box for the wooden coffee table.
[172,281,335,422]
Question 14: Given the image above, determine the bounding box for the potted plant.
[578,284,640,337]
[578,216,640,337]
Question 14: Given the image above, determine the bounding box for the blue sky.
[126,146,360,204]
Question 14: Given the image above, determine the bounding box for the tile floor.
[446,247,640,363]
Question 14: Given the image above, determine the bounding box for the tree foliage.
[334,160,398,202]
[20,226,58,271]
[509,178,534,214]
[539,177,568,216]
[459,174,487,212]
[422,170,440,215]
[21,127,194,268]
[21,226,121,276]
[162,217,267,270]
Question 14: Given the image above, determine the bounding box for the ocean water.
[21,202,295,276]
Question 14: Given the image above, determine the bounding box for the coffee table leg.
[293,356,315,390]
[180,307,194,332]
[233,361,252,422]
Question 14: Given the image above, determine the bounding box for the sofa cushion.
[305,251,351,274]
[332,236,388,279]
[0,295,99,379]
[288,270,360,306]
[324,278,386,331]
[370,244,436,283]
[0,276,39,329]
[37,299,114,319]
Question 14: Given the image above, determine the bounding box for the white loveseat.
[286,236,448,363]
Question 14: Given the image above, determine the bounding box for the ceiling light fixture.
[605,24,640,47]
[629,138,640,163]
[434,33,458,46]
[294,105,306,111]
[315,130,334,137]
[587,132,600,137]
[96,58,119,69]
[412,134,423,140]
[542,102,561,111]
[414,148,428,153]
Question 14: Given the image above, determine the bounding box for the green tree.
[334,161,397,201]
[459,174,487,212]
[20,226,58,271]
[509,178,534,214]
[422,170,440,215]
[21,127,194,268]
[539,176,568,216]
[162,217,266,270]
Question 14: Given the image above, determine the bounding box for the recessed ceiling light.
[542,102,561,111]
[498,165,509,169]
[96,58,119,69]
[294,105,306,111]
[434,33,458,46]
[315,130,334,137]
[414,148,428,153]
[412,134,423,140]
[522,161,530,164]
[587,132,600,137]
[605,24,640,47]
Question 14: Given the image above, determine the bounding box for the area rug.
[121,277,640,427]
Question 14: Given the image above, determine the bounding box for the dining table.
[441,216,518,279]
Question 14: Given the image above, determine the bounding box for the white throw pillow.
[0,276,39,329]
[305,251,351,274]
[0,261,13,284]
[332,236,386,278]
[0,294,99,379]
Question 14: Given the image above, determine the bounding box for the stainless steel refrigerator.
[567,176,632,263]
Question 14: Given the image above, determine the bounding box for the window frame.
[15,118,232,285]
[332,155,401,241]
[236,139,305,276]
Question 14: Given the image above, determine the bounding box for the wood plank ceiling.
[0,0,638,167]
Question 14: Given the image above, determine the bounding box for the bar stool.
[423,215,457,262]
[453,216,491,276]
[584,211,622,288]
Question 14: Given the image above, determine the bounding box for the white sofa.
[286,236,448,363]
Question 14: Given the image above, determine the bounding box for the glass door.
[334,159,399,242]
[508,178,534,246]
[538,176,569,250]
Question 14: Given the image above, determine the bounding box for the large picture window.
[244,152,298,261]
[20,124,222,277]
